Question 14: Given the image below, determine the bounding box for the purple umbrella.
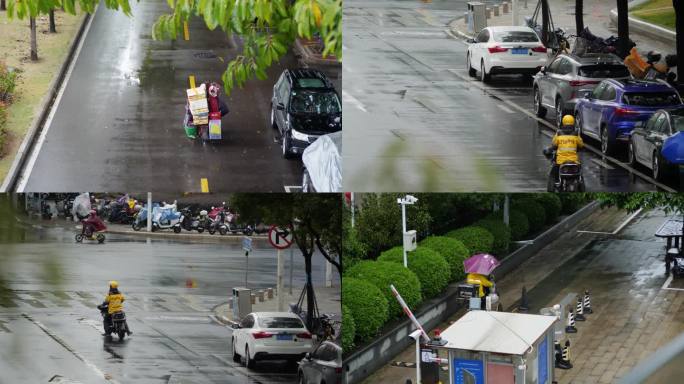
[463,253,500,275]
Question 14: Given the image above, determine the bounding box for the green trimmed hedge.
[342,277,389,342]
[509,209,530,240]
[420,236,469,282]
[512,199,546,233]
[347,260,422,317]
[559,193,589,214]
[378,246,450,299]
[535,194,562,224]
[446,226,494,255]
[476,218,511,255]
[341,304,355,353]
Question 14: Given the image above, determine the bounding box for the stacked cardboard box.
[186,84,209,125]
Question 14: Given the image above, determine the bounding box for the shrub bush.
[559,193,589,214]
[512,199,546,233]
[475,218,511,255]
[346,260,422,317]
[341,304,355,353]
[445,226,494,255]
[508,209,529,240]
[0,102,6,155]
[420,236,469,282]
[0,63,17,103]
[342,277,389,342]
[378,246,450,299]
[535,193,562,224]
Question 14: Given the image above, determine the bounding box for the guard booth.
[435,311,557,384]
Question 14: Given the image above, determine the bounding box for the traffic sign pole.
[277,248,284,311]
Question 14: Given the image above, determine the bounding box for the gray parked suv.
[533,53,631,127]
[298,340,343,384]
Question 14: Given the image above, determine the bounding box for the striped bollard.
[565,308,577,333]
[583,290,593,314]
[575,296,586,321]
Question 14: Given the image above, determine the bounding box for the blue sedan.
[574,79,683,155]
[629,108,684,181]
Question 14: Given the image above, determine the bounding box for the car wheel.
[600,126,613,155]
[467,54,476,77]
[282,131,293,159]
[480,61,490,83]
[232,338,240,362]
[555,97,564,128]
[245,346,256,369]
[652,151,670,181]
[627,140,637,167]
[534,87,546,118]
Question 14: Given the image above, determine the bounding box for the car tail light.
[615,107,640,116]
[531,46,547,53]
[297,332,313,339]
[488,45,508,53]
[252,331,273,339]
[569,80,599,87]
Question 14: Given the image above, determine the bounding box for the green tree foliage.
[6,0,341,93]
[512,198,546,233]
[559,193,592,214]
[342,277,389,342]
[341,304,355,353]
[446,226,494,255]
[534,193,562,224]
[417,193,502,234]
[342,205,366,271]
[475,218,511,256]
[356,194,431,258]
[419,236,469,282]
[508,209,530,240]
[346,260,422,318]
[596,193,684,213]
[377,246,449,299]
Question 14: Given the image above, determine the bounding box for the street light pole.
[512,0,519,26]
[402,201,408,268]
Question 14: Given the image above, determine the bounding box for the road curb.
[0,10,94,193]
[106,228,268,243]
[342,201,600,384]
[609,1,676,46]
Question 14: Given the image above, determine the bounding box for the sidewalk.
[212,285,342,325]
[449,0,675,57]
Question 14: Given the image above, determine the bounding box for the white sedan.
[466,26,549,83]
[231,312,314,368]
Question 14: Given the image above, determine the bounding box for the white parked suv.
[466,26,549,83]
[231,312,313,368]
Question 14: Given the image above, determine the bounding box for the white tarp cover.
[440,311,556,356]
[302,131,342,192]
[72,193,91,218]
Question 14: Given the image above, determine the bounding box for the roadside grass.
[631,0,675,31]
[0,9,84,182]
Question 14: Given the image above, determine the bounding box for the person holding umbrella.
[464,254,501,310]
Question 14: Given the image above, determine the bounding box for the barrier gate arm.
[391,284,430,342]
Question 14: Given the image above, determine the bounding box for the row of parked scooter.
[38,193,265,236]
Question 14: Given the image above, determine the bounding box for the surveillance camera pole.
[401,200,408,267]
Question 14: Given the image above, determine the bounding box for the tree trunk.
[30,17,38,61]
[1,0,6,12]
[575,0,584,33]
[675,0,683,86]
[49,9,57,33]
[617,0,630,57]
[541,0,549,46]
[305,251,315,331]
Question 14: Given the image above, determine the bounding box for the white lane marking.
[496,104,515,114]
[16,7,98,192]
[342,90,368,113]
[577,208,643,235]
[143,315,212,322]
[24,314,121,384]
[590,158,615,170]
[381,31,447,37]
[662,274,684,291]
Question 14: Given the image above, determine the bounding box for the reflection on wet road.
[0,226,335,383]
[343,0,672,192]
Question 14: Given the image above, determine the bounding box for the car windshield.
[290,90,341,114]
[622,92,681,106]
[493,31,539,42]
[579,64,630,78]
[258,317,305,329]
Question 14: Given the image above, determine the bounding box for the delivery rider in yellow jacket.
[466,273,494,309]
[101,280,132,336]
[548,115,583,192]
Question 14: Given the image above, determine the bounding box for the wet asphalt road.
[0,225,338,383]
[17,0,341,193]
[343,0,672,192]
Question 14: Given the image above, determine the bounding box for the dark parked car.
[574,79,683,155]
[533,53,631,127]
[271,69,342,159]
[629,108,684,180]
[298,341,343,384]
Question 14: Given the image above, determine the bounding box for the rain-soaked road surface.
[343,0,674,192]
[0,225,338,383]
[16,0,340,193]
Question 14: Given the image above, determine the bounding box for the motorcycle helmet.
[208,83,220,97]
[109,280,118,289]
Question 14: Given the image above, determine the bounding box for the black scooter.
[543,148,585,192]
[97,303,131,341]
